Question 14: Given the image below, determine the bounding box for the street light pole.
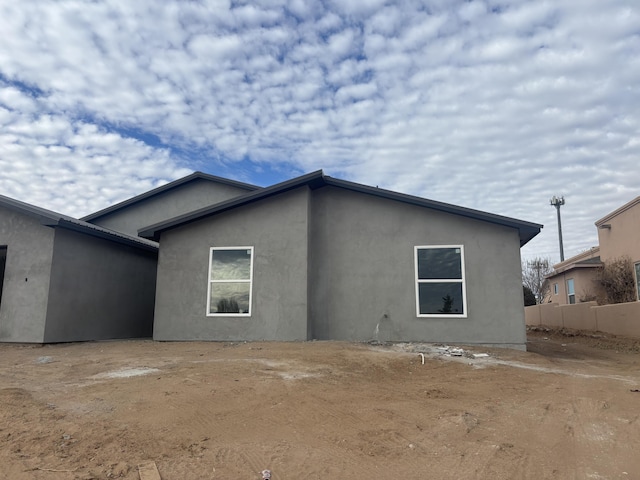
[550,195,565,262]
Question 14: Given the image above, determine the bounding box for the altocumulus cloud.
[0,0,639,262]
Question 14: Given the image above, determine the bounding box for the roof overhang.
[139,170,543,246]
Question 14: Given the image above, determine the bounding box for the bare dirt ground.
[1,328,639,480]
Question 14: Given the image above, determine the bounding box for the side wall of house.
[43,229,158,342]
[0,207,54,342]
[546,268,603,305]
[88,179,254,236]
[598,202,640,301]
[308,187,526,348]
[598,201,640,264]
[153,187,310,341]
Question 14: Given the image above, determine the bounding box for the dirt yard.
[1,328,639,480]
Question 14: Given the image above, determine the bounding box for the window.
[415,246,467,317]
[207,247,253,316]
[553,283,559,295]
[567,278,575,304]
[635,262,640,301]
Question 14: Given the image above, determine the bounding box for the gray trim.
[80,171,259,222]
[139,170,542,246]
[0,194,158,253]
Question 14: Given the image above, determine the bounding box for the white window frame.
[206,246,254,317]
[414,245,467,318]
[553,283,559,295]
[567,278,575,304]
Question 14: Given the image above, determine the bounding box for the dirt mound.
[1,336,638,479]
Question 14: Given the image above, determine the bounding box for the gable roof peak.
[80,171,259,222]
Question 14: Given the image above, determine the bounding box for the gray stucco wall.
[43,228,158,342]
[309,187,526,348]
[153,187,310,341]
[89,179,253,236]
[0,207,55,342]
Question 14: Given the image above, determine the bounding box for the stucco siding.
[89,179,253,236]
[43,228,157,342]
[597,202,640,265]
[153,187,310,341]
[309,187,526,347]
[0,206,55,342]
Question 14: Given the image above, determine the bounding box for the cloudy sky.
[1,0,638,263]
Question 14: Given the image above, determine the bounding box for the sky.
[0,0,638,264]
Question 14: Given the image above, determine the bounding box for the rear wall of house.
[88,179,254,236]
[43,228,158,342]
[153,187,310,341]
[0,207,55,342]
[308,187,527,349]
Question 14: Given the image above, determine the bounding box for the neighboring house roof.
[547,247,602,277]
[0,194,158,252]
[80,171,259,222]
[139,170,543,245]
[595,195,640,227]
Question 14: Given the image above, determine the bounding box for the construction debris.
[138,461,161,480]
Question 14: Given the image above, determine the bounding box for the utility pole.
[550,195,565,262]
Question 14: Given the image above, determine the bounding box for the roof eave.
[56,219,158,253]
[81,172,260,222]
[323,177,543,246]
[139,170,325,241]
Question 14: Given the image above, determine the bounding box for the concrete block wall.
[525,301,640,338]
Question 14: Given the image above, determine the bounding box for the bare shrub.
[597,256,636,304]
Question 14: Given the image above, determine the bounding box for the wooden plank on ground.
[138,461,161,480]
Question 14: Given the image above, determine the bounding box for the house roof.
[547,246,602,276]
[139,170,543,246]
[80,171,259,222]
[0,194,159,252]
[595,195,640,227]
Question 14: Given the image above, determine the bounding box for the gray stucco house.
[81,171,258,236]
[141,171,541,350]
[0,172,258,343]
[0,194,158,343]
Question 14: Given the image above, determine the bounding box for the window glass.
[635,263,640,301]
[418,283,464,315]
[415,246,466,317]
[553,283,558,295]
[567,278,575,304]
[210,249,252,280]
[417,248,462,279]
[208,247,253,316]
[209,283,251,314]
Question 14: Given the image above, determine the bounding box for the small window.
[207,247,253,316]
[567,278,575,304]
[415,246,467,317]
[635,262,640,301]
[553,283,559,295]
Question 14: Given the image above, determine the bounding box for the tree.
[597,256,636,304]
[438,294,453,313]
[522,257,552,304]
[523,285,537,306]
[217,298,240,313]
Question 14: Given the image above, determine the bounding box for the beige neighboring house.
[545,195,640,305]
